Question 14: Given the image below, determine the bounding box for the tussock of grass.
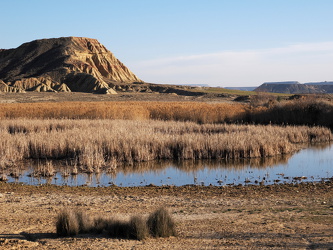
[75,211,93,234]
[129,216,150,240]
[107,220,131,239]
[147,208,176,237]
[92,216,112,234]
[55,209,172,240]
[56,209,79,236]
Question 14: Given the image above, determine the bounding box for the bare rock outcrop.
[0,37,142,94]
[0,80,25,93]
[53,83,71,92]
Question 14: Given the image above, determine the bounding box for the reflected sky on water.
[5,143,333,187]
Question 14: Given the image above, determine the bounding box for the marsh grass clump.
[128,216,150,240]
[55,208,174,240]
[106,216,149,240]
[56,209,79,236]
[107,219,131,239]
[92,216,113,234]
[75,210,93,234]
[147,208,176,237]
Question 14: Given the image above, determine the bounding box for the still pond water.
[6,143,333,187]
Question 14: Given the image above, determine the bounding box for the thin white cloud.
[132,42,333,86]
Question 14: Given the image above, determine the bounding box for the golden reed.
[0,101,247,123]
[0,119,331,169]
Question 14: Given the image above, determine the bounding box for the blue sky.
[1,0,333,86]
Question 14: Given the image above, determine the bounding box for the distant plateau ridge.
[254,81,333,94]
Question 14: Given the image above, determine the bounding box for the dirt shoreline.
[0,182,332,249]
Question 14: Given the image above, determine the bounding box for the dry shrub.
[147,208,176,237]
[56,209,79,236]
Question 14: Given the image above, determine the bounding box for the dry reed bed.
[0,119,331,172]
[0,99,332,127]
[247,97,333,128]
[0,101,247,123]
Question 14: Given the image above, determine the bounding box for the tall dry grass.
[246,97,333,129]
[1,99,332,128]
[0,101,247,123]
[0,119,331,170]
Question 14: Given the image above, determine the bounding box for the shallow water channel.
[5,143,333,187]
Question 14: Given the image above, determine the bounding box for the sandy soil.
[0,182,332,249]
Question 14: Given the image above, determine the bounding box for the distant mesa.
[180,83,210,87]
[304,81,333,85]
[224,87,257,91]
[0,37,142,94]
[255,81,333,94]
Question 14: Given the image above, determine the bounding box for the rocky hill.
[0,37,142,94]
[255,82,333,94]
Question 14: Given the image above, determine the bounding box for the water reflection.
[1,143,333,187]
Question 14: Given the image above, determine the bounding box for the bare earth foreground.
[0,182,332,249]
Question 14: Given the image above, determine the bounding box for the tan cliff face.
[0,37,142,93]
